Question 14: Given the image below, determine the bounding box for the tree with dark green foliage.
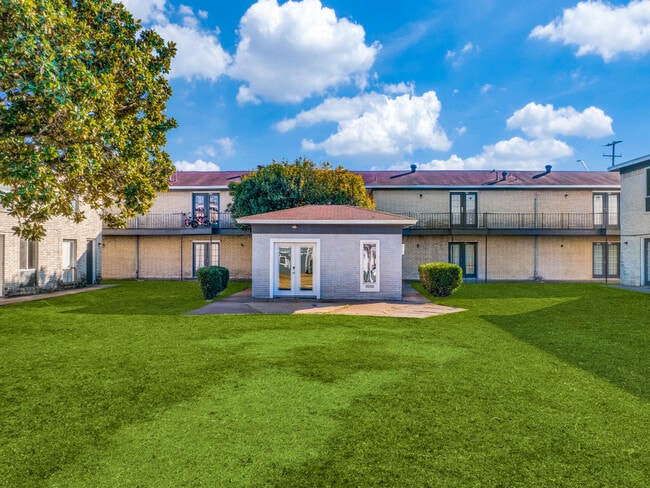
[228,158,374,219]
[0,0,177,240]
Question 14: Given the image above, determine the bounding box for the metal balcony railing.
[405,212,619,230]
[119,212,245,231]
[111,211,619,232]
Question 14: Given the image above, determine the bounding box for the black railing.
[114,211,619,232]
[120,212,244,230]
[406,212,619,230]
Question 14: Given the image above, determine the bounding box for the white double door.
[273,242,318,297]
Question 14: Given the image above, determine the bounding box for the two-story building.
[101,166,621,285]
[609,154,650,286]
[0,196,103,297]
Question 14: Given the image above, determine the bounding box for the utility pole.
[603,140,622,167]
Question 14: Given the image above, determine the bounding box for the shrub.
[196,266,230,300]
[418,262,462,297]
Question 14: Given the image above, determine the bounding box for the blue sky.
[120,0,650,172]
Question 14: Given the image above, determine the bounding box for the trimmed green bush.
[418,262,462,297]
[196,266,230,300]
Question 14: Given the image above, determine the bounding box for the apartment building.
[609,154,650,286]
[0,201,103,297]
[101,167,621,285]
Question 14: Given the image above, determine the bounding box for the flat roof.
[608,154,650,173]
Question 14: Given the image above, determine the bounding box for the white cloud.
[174,159,221,171]
[117,1,231,82]
[119,0,167,23]
[445,42,480,66]
[480,84,492,94]
[301,91,451,156]
[275,93,384,132]
[152,22,232,81]
[456,126,467,135]
[383,82,415,95]
[418,137,574,171]
[530,0,650,61]
[229,0,380,103]
[506,102,614,139]
[197,138,236,159]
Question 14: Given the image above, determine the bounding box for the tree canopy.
[228,158,374,219]
[0,0,177,240]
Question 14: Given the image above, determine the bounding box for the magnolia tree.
[0,0,177,240]
[228,158,374,218]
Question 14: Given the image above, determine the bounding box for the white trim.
[360,240,380,292]
[269,238,320,298]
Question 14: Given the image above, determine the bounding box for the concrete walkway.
[188,283,464,319]
[0,285,113,306]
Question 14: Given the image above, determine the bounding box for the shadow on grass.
[481,287,649,401]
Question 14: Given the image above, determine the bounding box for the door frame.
[645,238,650,286]
[269,239,320,298]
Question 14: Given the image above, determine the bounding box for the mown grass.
[0,281,648,487]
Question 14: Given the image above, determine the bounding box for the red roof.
[357,169,620,187]
[236,205,417,225]
[168,168,619,189]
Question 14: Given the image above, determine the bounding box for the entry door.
[274,243,317,297]
[86,239,95,285]
[645,239,650,286]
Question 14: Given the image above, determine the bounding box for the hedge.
[196,266,230,300]
[418,262,462,297]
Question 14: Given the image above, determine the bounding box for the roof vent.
[502,170,508,181]
[410,164,417,173]
[545,164,552,174]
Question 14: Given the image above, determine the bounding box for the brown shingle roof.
[356,169,620,187]
[236,205,417,225]
[168,169,620,189]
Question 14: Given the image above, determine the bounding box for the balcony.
[102,212,249,236]
[402,212,620,236]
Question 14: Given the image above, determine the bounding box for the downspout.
[180,235,183,281]
[135,235,140,279]
[533,196,539,280]
[484,234,488,283]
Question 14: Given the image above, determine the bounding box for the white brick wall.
[619,167,650,285]
[1,205,103,296]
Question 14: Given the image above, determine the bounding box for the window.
[449,242,477,278]
[20,239,37,270]
[450,192,477,227]
[593,193,619,227]
[192,241,220,276]
[593,242,619,278]
[62,240,76,283]
[646,169,650,212]
[192,193,220,225]
[360,240,379,292]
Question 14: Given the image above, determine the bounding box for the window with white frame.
[360,240,379,292]
[20,239,37,270]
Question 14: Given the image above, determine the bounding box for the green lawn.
[1,281,648,487]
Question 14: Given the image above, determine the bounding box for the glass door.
[274,243,316,296]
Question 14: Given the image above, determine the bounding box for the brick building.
[101,167,622,290]
[0,200,103,297]
[609,155,650,286]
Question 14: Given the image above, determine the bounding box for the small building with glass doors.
[237,205,416,300]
